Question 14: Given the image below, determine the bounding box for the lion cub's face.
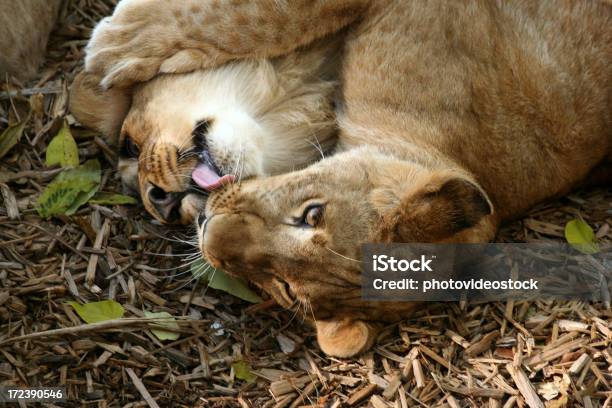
[120,63,336,223]
[71,56,338,224]
[198,148,495,320]
[117,71,273,224]
[199,148,494,320]
[199,152,374,317]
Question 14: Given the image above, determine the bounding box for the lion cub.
[85,0,611,357]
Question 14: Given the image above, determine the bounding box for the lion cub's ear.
[69,71,131,146]
[390,174,494,242]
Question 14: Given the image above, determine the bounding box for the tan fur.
[0,0,62,81]
[86,0,611,356]
[70,72,131,141]
[72,38,340,224]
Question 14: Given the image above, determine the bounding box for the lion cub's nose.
[147,184,184,223]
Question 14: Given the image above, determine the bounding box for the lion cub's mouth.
[192,149,236,192]
[271,277,299,309]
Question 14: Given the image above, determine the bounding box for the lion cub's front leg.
[86,0,370,88]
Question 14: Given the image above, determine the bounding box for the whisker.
[285,300,302,327]
[325,247,362,263]
[138,260,196,273]
[167,261,206,280]
[177,150,200,161]
[238,149,246,186]
[307,136,326,160]
[144,251,201,258]
[306,298,317,325]
[165,276,199,293]
[141,227,199,246]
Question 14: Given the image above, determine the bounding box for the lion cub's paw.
[316,319,379,357]
[85,2,178,88]
[85,0,231,89]
[85,19,163,87]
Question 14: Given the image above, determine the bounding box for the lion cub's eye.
[122,136,140,158]
[301,204,324,227]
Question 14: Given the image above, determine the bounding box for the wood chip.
[85,218,110,286]
[466,331,500,356]
[382,374,402,399]
[568,353,591,375]
[506,364,544,408]
[0,183,20,219]
[557,319,589,332]
[347,383,378,406]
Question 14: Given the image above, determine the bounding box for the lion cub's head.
[70,45,339,224]
[199,147,495,356]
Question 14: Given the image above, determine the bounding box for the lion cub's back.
[341,0,612,136]
[0,0,62,81]
[339,0,611,213]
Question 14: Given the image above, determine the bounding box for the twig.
[0,87,63,100]
[0,317,203,345]
[126,367,160,408]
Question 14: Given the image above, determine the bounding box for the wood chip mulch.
[1,1,611,407]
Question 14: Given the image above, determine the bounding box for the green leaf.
[36,159,101,218]
[564,219,599,254]
[36,180,93,218]
[232,360,257,383]
[54,158,101,185]
[0,120,27,159]
[191,259,262,303]
[62,160,102,216]
[46,122,79,167]
[64,187,99,216]
[144,311,180,341]
[67,300,124,324]
[89,193,138,206]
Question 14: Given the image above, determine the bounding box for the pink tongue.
[192,163,235,191]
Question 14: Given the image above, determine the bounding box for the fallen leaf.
[63,159,102,216]
[192,259,262,303]
[67,299,124,324]
[232,360,257,383]
[564,219,599,254]
[46,122,79,167]
[276,333,297,354]
[89,193,138,205]
[538,381,560,401]
[36,159,101,217]
[144,311,180,341]
[35,181,91,218]
[0,119,27,159]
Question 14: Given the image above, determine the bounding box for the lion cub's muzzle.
[198,210,305,311]
[145,184,185,224]
[139,142,237,224]
[140,178,207,225]
[199,212,259,270]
